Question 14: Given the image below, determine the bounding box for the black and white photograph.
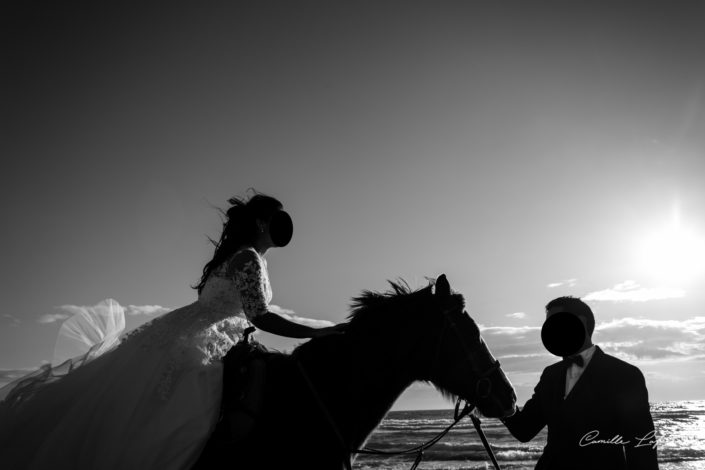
[2,2,704,469]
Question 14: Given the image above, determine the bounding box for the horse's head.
[344,274,516,418]
[419,275,516,418]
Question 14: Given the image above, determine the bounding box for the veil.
[52,298,126,365]
[0,299,126,407]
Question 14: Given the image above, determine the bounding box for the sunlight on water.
[355,401,705,470]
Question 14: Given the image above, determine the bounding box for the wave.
[651,400,705,413]
[358,441,542,461]
[658,448,705,461]
[361,402,705,468]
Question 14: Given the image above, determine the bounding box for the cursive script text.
[579,430,631,447]
[634,430,658,450]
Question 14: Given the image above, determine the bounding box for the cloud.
[2,313,21,326]
[39,300,171,326]
[474,316,705,402]
[269,304,296,316]
[476,316,705,370]
[269,304,334,328]
[547,278,577,288]
[37,313,71,324]
[594,316,705,361]
[125,305,171,316]
[477,324,552,372]
[584,280,685,302]
[40,301,124,325]
[643,371,688,383]
[506,312,526,319]
[479,325,541,337]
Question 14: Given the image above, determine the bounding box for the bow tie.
[563,354,584,368]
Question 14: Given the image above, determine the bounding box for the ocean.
[354,401,705,470]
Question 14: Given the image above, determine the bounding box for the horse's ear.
[435,274,450,297]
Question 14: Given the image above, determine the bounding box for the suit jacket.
[502,346,659,470]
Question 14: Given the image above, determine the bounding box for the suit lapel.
[548,360,569,406]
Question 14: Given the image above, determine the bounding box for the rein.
[355,398,477,470]
[294,306,503,470]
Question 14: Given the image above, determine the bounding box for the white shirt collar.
[578,344,597,366]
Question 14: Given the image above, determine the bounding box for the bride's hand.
[311,324,346,338]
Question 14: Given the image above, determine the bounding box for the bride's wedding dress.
[0,247,272,469]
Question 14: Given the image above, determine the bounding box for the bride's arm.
[251,312,340,339]
[228,248,341,339]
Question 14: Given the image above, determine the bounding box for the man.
[501,296,659,469]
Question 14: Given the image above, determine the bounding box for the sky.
[1,1,704,411]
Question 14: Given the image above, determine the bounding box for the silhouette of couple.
[0,192,658,469]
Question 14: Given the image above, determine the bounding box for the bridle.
[295,304,504,470]
[428,306,503,402]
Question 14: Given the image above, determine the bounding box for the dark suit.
[502,346,658,470]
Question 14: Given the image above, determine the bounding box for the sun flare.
[638,224,705,284]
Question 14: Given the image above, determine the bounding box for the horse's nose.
[505,391,518,417]
[501,395,517,417]
[501,391,517,417]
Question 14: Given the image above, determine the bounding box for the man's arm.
[619,368,659,469]
[500,369,548,442]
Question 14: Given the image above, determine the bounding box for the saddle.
[218,327,269,443]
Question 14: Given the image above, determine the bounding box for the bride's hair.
[194,190,284,294]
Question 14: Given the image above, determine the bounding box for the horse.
[194,274,517,469]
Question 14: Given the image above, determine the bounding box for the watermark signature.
[579,430,658,449]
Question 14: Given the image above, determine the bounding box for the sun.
[637,223,705,284]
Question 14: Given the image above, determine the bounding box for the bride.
[0,192,343,469]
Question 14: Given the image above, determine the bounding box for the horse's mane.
[347,279,436,327]
[290,278,439,357]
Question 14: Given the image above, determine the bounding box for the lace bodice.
[116,248,273,400]
[198,247,273,319]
